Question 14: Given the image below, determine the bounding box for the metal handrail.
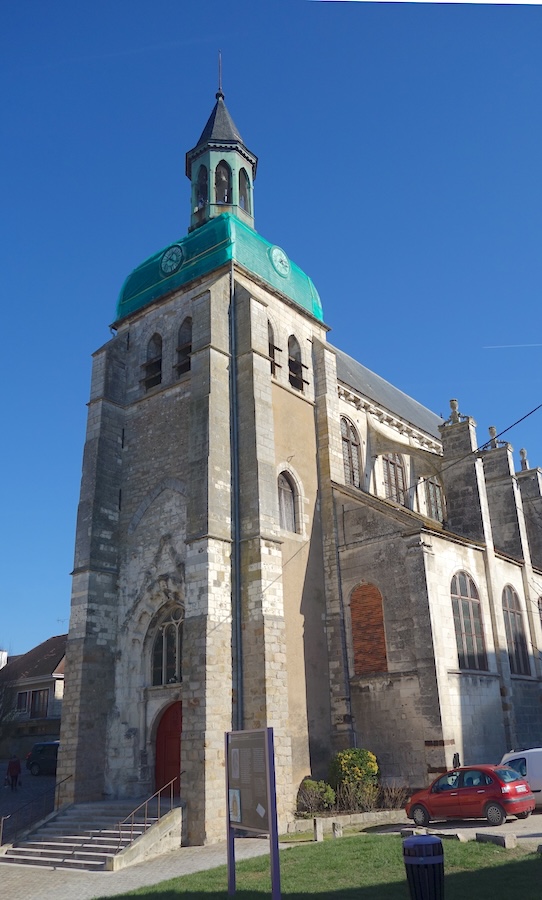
[0,774,72,845]
[116,773,183,851]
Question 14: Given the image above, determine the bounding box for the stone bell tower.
[58,81,330,845]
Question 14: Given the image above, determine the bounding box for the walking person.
[6,755,21,791]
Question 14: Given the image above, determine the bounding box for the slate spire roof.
[196,91,244,147]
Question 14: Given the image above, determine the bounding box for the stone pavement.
[3,809,542,899]
[0,836,274,900]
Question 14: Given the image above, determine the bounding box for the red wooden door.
[155,701,182,796]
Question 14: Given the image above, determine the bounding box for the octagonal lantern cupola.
[186,88,258,232]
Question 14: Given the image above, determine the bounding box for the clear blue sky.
[2,1,541,655]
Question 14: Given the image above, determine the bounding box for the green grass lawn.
[94,833,542,899]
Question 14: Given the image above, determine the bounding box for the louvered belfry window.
[176,318,192,376]
[288,335,305,392]
[144,333,162,391]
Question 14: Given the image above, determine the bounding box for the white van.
[501,749,542,806]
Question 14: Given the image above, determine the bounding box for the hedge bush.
[297,778,336,814]
[328,748,379,791]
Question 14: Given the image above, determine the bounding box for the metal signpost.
[225,727,281,899]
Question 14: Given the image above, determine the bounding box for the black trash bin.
[403,835,444,900]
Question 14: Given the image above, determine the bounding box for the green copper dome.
[114,214,323,324]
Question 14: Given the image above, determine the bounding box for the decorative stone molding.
[338,386,441,454]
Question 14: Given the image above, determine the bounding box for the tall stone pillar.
[438,403,487,543]
[516,453,542,569]
[312,339,354,753]
[57,337,126,804]
[233,282,294,829]
[481,436,526,561]
[183,275,234,845]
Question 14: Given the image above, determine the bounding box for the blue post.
[403,835,444,900]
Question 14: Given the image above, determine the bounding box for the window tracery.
[152,605,184,686]
[502,585,530,676]
[451,571,488,670]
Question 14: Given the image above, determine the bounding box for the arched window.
[268,321,281,377]
[239,168,250,212]
[278,472,296,532]
[196,165,208,209]
[425,476,444,522]
[215,160,231,204]
[451,572,488,670]
[152,606,184,685]
[288,335,305,392]
[144,333,162,391]
[383,453,406,506]
[502,585,530,675]
[176,317,192,376]
[341,417,361,488]
[350,583,387,675]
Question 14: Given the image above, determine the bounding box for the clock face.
[269,246,290,278]
[160,245,184,276]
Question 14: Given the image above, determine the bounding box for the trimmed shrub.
[296,778,336,814]
[329,748,379,791]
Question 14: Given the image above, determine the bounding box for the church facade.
[57,89,542,845]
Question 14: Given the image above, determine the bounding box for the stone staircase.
[0,799,162,871]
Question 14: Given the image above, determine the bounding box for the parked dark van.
[25,741,59,776]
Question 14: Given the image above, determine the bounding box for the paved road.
[0,759,57,843]
[0,836,274,900]
[426,807,542,848]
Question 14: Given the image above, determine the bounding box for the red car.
[405,765,535,827]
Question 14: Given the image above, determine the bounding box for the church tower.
[186,85,257,232]
[57,85,332,845]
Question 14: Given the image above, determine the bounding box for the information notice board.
[226,727,281,898]
[227,728,270,833]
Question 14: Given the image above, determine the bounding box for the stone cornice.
[337,385,442,453]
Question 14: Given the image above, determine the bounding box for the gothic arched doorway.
[155,701,182,796]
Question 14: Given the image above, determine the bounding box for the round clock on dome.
[160,245,184,276]
[269,245,290,278]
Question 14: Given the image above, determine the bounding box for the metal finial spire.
[217,50,224,100]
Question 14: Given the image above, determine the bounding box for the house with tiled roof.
[0,635,67,757]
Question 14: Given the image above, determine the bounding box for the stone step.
[0,853,106,870]
[0,798,179,871]
[33,829,149,845]
[23,839,127,854]
[8,845,114,864]
[37,822,153,833]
